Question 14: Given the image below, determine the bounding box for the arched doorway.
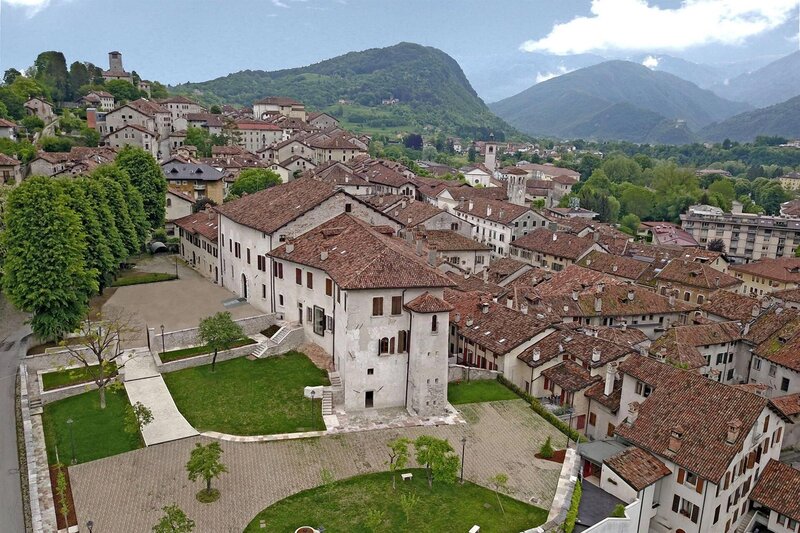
[241,273,248,299]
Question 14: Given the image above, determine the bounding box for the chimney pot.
[604,362,618,396]
[627,401,640,426]
[320,250,328,260]
[520,304,528,315]
[481,303,489,314]
[416,239,423,256]
[552,233,558,241]
[468,200,474,211]
[592,347,601,362]
[532,348,540,361]
[285,242,295,253]
[726,418,742,444]
[668,425,684,453]
[465,316,473,326]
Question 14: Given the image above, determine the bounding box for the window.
[714,506,720,524]
[274,261,283,279]
[345,203,352,213]
[261,284,266,298]
[326,278,333,297]
[246,248,251,264]
[769,364,777,377]
[607,423,615,437]
[379,337,390,354]
[278,294,284,306]
[589,412,596,426]
[234,242,241,258]
[635,381,652,397]
[672,496,699,524]
[398,331,408,352]
[313,306,325,336]
[391,296,402,315]
[296,268,302,285]
[367,368,374,375]
[306,272,313,289]
[781,377,790,391]
[372,297,384,316]
[306,307,313,323]
[431,315,438,333]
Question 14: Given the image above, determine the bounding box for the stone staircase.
[329,371,342,389]
[322,390,333,416]
[735,509,757,533]
[251,323,300,358]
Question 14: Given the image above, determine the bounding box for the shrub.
[563,479,581,533]
[610,503,627,518]
[539,436,554,459]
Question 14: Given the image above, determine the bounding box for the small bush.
[563,479,581,533]
[539,436,554,459]
[610,503,627,518]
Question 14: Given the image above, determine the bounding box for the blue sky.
[1,0,797,100]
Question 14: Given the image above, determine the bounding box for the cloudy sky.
[0,0,797,99]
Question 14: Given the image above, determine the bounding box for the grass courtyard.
[41,363,118,391]
[244,469,548,532]
[162,352,330,435]
[42,388,142,465]
[447,379,519,405]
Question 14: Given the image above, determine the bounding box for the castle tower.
[405,293,450,416]
[108,51,123,72]
[507,171,528,206]
[484,133,497,173]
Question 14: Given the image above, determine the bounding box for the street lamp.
[66,418,76,465]
[310,390,316,426]
[175,255,179,279]
[460,436,467,484]
[86,520,94,532]
[160,324,165,355]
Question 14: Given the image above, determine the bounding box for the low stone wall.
[149,314,276,352]
[24,346,99,374]
[447,363,502,382]
[260,327,305,358]
[39,379,105,405]
[154,343,256,374]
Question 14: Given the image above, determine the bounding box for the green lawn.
[448,379,519,405]
[41,363,118,391]
[159,338,257,363]
[42,388,142,465]
[111,271,177,287]
[162,352,330,435]
[244,469,548,533]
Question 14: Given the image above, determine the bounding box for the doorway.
[365,391,374,408]
[241,273,248,299]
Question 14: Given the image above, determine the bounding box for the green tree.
[619,184,656,220]
[33,51,71,102]
[3,68,21,85]
[488,473,510,515]
[84,175,126,266]
[68,62,91,96]
[414,435,460,488]
[105,79,140,103]
[619,213,641,235]
[186,442,227,500]
[92,164,148,251]
[209,105,221,114]
[601,155,642,184]
[124,401,154,435]
[467,145,476,163]
[539,436,554,459]
[21,115,45,135]
[149,81,170,99]
[197,312,244,371]
[707,238,726,253]
[153,504,195,533]
[2,177,97,339]
[115,146,166,229]
[185,126,214,157]
[227,168,282,200]
[94,173,140,255]
[40,136,74,152]
[386,437,411,489]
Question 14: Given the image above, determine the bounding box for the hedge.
[111,272,177,287]
[496,375,587,443]
[563,479,582,533]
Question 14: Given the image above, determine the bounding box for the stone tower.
[484,133,497,173]
[108,51,124,72]
[507,171,528,206]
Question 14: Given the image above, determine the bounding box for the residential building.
[0,118,18,140]
[639,221,700,247]
[175,210,219,283]
[749,460,800,533]
[778,172,800,191]
[510,228,605,272]
[517,162,580,181]
[162,158,226,204]
[24,97,54,122]
[102,124,159,157]
[649,322,742,381]
[253,97,306,121]
[158,95,206,127]
[453,198,536,258]
[165,188,194,235]
[268,214,452,414]
[654,259,742,305]
[700,289,761,323]
[27,147,117,177]
[410,229,491,274]
[79,91,115,111]
[745,307,800,397]
[235,120,283,153]
[307,112,338,130]
[460,164,494,187]
[377,197,471,236]
[731,258,800,297]
[0,153,22,185]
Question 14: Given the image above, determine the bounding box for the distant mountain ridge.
[171,42,514,138]
[489,60,751,143]
[711,51,800,108]
[700,95,800,142]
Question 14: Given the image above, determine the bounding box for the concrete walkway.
[123,351,198,446]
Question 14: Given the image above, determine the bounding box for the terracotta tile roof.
[419,230,490,252]
[640,221,699,247]
[268,214,453,291]
[514,265,623,298]
[744,307,800,346]
[444,185,507,202]
[511,229,599,261]
[158,95,202,105]
[445,290,555,355]
[445,272,508,298]
[771,392,800,417]
[103,123,158,138]
[454,198,531,226]
[604,447,672,491]
[214,178,338,234]
[615,355,770,482]
[772,287,800,303]
[595,325,649,348]
[750,460,800,522]
[585,378,622,411]
[517,163,580,179]
[486,258,528,283]
[518,328,634,369]
[174,210,218,242]
[753,319,800,372]
[731,258,800,284]
[700,290,760,322]
[127,98,169,116]
[404,292,453,314]
[254,96,301,106]
[383,199,445,227]
[167,188,195,204]
[365,194,405,209]
[618,354,679,388]
[780,199,800,217]
[357,161,414,188]
[552,174,578,185]
[648,322,741,369]
[656,259,741,290]
[0,118,18,128]
[578,250,650,281]
[235,120,282,131]
[311,135,363,151]
[0,153,21,166]
[541,361,600,392]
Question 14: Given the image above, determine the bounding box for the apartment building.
[730,258,800,297]
[175,210,219,283]
[453,198,537,258]
[510,228,605,272]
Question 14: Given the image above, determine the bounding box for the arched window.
[398,331,408,353]
[431,315,438,333]
[379,338,389,355]
[697,294,705,304]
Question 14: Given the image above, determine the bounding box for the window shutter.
[747,453,755,469]
[672,495,680,513]
[691,505,699,524]
[724,472,730,490]
[696,478,704,494]
[677,468,685,484]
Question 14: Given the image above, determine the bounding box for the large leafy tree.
[226,168,282,200]
[116,146,166,229]
[198,312,244,371]
[2,177,97,339]
[105,79,140,103]
[153,504,195,533]
[83,177,127,267]
[414,435,460,488]
[93,164,149,246]
[68,62,91,96]
[93,173,140,255]
[33,51,71,102]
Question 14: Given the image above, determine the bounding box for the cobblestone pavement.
[70,400,565,532]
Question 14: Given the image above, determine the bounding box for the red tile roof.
[518,329,634,369]
[541,361,600,392]
[511,229,599,261]
[604,447,672,491]
[419,230,490,252]
[656,259,741,290]
[731,258,800,284]
[174,210,218,242]
[383,199,446,227]
[578,250,650,281]
[269,214,454,290]
[771,392,800,417]
[0,153,21,166]
[750,460,800,522]
[700,289,761,322]
[404,292,454,314]
[454,198,531,226]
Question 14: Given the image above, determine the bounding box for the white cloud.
[642,55,659,69]
[271,0,288,7]
[535,65,574,84]
[0,0,52,17]
[521,0,798,55]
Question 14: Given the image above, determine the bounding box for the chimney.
[743,322,750,336]
[454,313,461,323]
[532,348,540,361]
[416,239,423,256]
[669,290,676,307]
[558,343,564,353]
[714,276,720,288]
[627,401,640,426]
[427,249,436,266]
[620,320,627,331]
[499,209,504,219]
[752,305,760,318]
[458,197,465,209]
[667,425,684,454]
[482,268,488,282]
[320,250,328,261]
[481,302,490,314]
[487,205,492,217]
[627,287,635,302]
[465,316,473,327]
[604,362,618,396]
[592,347,601,363]
[520,304,529,315]
[407,217,413,225]
[594,291,602,313]
[726,418,742,444]
[658,347,667,362]
[285,239,295,253]
[612,264,618,272]
[468,200,474,211]
[593,231,600,243]
[86,108,97,129]
[552,233,558,241]
[572,286,579,301]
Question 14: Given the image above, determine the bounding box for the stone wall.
[154,343,256,373]
[24,346,99,375]
[149,314,276,352]
[447,363,502,382]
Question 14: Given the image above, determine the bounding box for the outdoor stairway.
[735,510,756,533]
[270,325,292,345]
[322,390,333,416]
[329,371,342,389]
[251,338,275,358]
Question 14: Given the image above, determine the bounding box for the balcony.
[193,183,206,191]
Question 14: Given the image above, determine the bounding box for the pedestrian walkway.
[122,351,198,445]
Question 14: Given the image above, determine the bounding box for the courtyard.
[69,399,566,532]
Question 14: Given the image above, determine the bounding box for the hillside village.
[4,47,800,533]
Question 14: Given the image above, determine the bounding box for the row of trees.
[1,147,165,339]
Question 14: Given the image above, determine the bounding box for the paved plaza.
[70,400,566,532]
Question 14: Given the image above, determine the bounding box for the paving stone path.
[70,400,566,532]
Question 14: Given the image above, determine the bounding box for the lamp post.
[566,409,574,449]
[310,390,316,426]
[460,436,467,484]
[160,324,165,355]
[86,520,94,532]
[175,255,179,279]
[66,418,76,465]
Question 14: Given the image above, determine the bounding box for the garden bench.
[469,526,480,533]
[401,472,413,481]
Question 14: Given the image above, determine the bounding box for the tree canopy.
[226,168,282,200]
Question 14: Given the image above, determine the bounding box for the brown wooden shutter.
[747,453,755,469]
[696,478,704,494]
[677,468,685,484]
[691,505,700,524]
[724,472,730,490]
[672,495,680,513]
